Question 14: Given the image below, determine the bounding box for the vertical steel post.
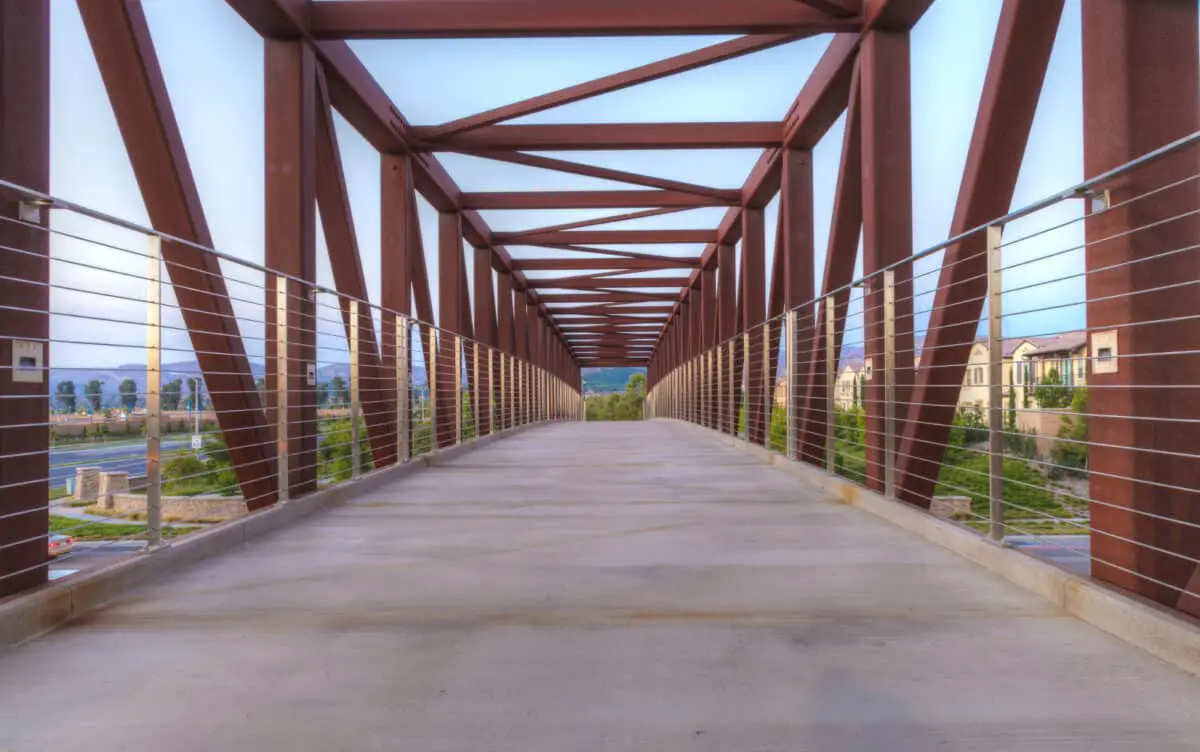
[762,320,771,448]
[883,271,897,498]
[275,274,290,502]
[349,299,361,478]
[715,346,723,430]
[825,295,836,472]
[487,347,494,430]
[454,335,463,444]
[727,340,735,435]
[396,317,410,463]
[741,331,750,438]
[472,341,480,439]
[428,326,438,453]
[786,310,798,460]
[986,224,1005,541]
[145,236,163,547]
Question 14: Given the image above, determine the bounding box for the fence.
[0,181,583,591]
[648,131,1200,614]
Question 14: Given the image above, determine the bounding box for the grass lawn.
[49,515,191,541]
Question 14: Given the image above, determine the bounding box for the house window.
[1077,358,1084,378]
[975,366,984,385]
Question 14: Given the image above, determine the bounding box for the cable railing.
[0,181,583,591]
[648,131,1200,614]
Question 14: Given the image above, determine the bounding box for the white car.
[48,533,76,558]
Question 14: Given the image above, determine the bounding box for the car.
[48,533,76,558]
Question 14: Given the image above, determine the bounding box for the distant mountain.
[583,367,644,395]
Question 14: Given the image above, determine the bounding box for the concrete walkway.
[2,421,1199,750]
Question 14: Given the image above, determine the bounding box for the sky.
[36,0,1190,375]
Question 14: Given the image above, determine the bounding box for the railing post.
[883,271,897,499]
[396,316,410,463]
[825,294,836,473]
[987,224,1005,541]
[428,326,437,453]
[742,330,750,440]
[786,310,797,460]
[454,335,463,444]
[487,346,495,431]
[350,299,361,478]
[762,320,771,448]
[472,341,480,438]
[145,236,163,547]
[275,274,290,502]
[727,340,735,435]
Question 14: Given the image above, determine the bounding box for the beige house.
[771,331,1088,422]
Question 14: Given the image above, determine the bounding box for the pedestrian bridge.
[3,420,1199,750]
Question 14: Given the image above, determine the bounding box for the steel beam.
[462,190,736,210]
[894,0,1064,506]
[1080,0,1200,613]
[742,208,768,444]
[798,61,862,465]
[415,123,781,152]
[497,230,714,245]
[860,28,914,493]
[430,34,804,136]
[265,39,318,497]
[80,0,277,509]
[308,0,858,38]
[314,65,398,468]
[436,212,463,448]
[0,0,49,597]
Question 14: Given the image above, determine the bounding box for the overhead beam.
[308,0,858,38]
[430,34,803,137]
[528,277,693,289]
[457,150,733,199]
[497,229,714,245]
[502,207,692,239]
[513,258,700,271]
[462,190,736,210]
[538,292,679,303]
[415,123,782,151]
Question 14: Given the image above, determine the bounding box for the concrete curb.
[0,421,551,650]
[657,419,1200,678]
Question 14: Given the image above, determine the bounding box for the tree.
[118,378,138,411]
[55,381,76,413]
[1006,385,1017,430]
[317,381,330,407]
[851,375,860,409]
[186,377,202,411]
[1050,388,1089,478]
[255,377,266,405]
[584,372,645,421]
[84,379,104,412]
[161,378,183,411]
[1034,367,1074,409]
[329,375,349,406]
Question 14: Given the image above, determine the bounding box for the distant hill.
[49,359,428,409]
[583,367,644,395]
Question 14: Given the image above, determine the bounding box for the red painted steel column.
[701,263,717,428]
[382,153,414,449]
[496,271,514,427]
[473,247,495,435]
[743,208,768,443]
[717,242,737,434]
[860,28,915,493]
[783,148,815,449]
[1082,0,1200,613]
[0,0,50,597]
[436,211,463,447]
[265,40,318,496]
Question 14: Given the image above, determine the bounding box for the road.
[1006,534,1090,576]
[50,438,190,490]
[49,541,145,580]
